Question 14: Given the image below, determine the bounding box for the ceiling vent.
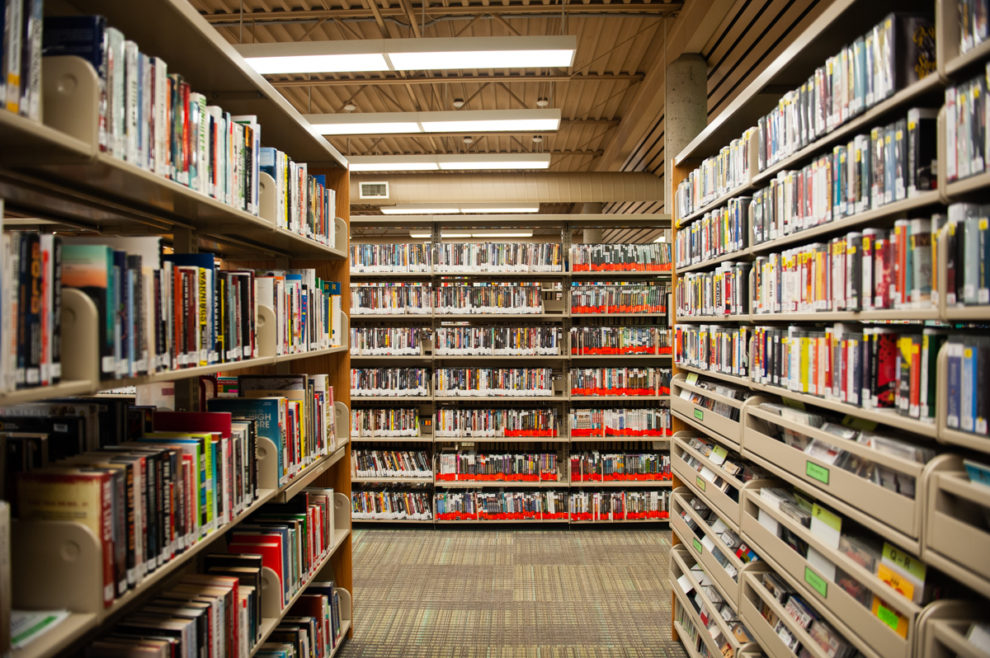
[359,181,389,199]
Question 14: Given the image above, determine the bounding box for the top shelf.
[674,0,932,165]
[50,0,346,168]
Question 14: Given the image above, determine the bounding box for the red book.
[154,411,233,439]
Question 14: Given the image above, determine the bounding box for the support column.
[664,54,708,214]
[580,203,604,243]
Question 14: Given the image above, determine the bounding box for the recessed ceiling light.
[348,153,551,171]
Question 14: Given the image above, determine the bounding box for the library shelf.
[350,271,434,280]
[670,436,749,529]
[433,480,566,489]
[747,308,941,322]
[435,519,569,525]
[12,485,279,658]
[275,345,350,364]
[570,395,669,401]
[433,395,567,403]
[250,526,352,656]
[923,470,990,599]
[676,246,753,274]
[351,476,435,485]
[943,36,990,76]
[569,480,672,488]
[433,354,565,362]
[678,183,754,226]
[746,190,944,258]
[350,355,433,363]
[433,270,566,279]
[671,364,750,389]
[350,396,433,403]
[569,518,669,524]
[351,437,435,444]
[433,436,571,444]
[0,380,95,405]
[942,304,990,321]
[274,446,349,504]
[440,313,566,321]
[569,354,671,362]
[749,72,944,189]
[350,518,435,524]
[570,312,669,319]
[567,271,671,279]
[944,170,990,198]
[674,315,750,324]
[567,435,671,443]
[350,314,434,321]
[0,105,93,164]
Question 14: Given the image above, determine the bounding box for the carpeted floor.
[338,527,686,658]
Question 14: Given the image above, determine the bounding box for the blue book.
[207,397,285,484]
[964,459,990,488]
[948,341,963,429]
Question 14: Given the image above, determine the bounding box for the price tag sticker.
[804,566,828,598]
[694,409,704,421]
[692,538,703,555]
[696,476,707,491]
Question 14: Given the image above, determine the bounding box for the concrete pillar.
[580,203,604,242]
[664,54,708,214]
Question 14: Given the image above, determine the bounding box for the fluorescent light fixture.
[306,110,561,136]
[408,230,536,238]
[349,153,551,172]
[459,205,540,213]
[348,157,440,172]
[654,235,667,243]
[237,36,577,75]
[409,232,432,238]
[382,206,462,215]
[470,231,535,238]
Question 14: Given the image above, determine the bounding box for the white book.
[138,53,151,169]
[152,57,168,177]
[107,27,126,159]
[3,0,23,113]
[123,40,139,164]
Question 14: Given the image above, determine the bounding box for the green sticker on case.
[804,566,828,598]
[696,476,707,491]
[692,538,703,554]
[694,409,704,421]
[806,461,830,484]
[876,604,899,631]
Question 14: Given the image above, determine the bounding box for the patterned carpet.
[338,527,686,658]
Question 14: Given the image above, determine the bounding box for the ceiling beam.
[201,3,682,23]
[270,72,644,88]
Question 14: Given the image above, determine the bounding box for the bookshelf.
[668,1,990,656]
[348,216,675,524]
[0,2,353,656]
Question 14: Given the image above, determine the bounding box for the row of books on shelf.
[676,325,990,435]
[351,325,670,357]
[676,105,938,267]
[676,206,990,315]
[349,406,674,439]
[569,367,671,397]
[569,452,670,481]
[1,10,342,242]
[959,0,990,56]
[351,281,548,315]
[350,366,674,398]
[946,62,990,186]
[85,498,345,658]
[352,242,677,273]
[436,490,670,521]
[350,242,672,274]
[351,449,673,483]
[352,450,431,479]
[436,452,561,482]
[0,227,344,392]
[2,374,341,608]
[674,11,936,218]
[350,281,669,316]
[351,489,671,521]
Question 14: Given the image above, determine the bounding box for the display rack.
[0,1,354,655]
[668,1,990,655]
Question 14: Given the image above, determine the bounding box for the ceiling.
[192,0,830,216]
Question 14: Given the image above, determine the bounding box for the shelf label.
[694,409,704,421]
[692,538,703,555]
[876,604,900,631]
[696,476,706,491]
[804,566,828,598]
[805,461,830,484]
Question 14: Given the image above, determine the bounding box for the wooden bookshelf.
[0,1,355,653]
